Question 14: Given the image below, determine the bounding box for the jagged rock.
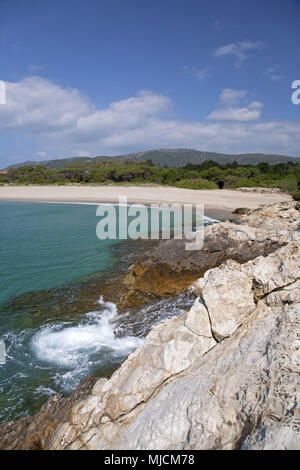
[197,260,255,340]
[261,279,300,307]
[110,298,300,450]
[184,297,212,337]
[242,241,300,300]
[0,202,299,450]
[193,241,300,339]
[0,375,98,450]
[236,200,300,231]
[120,201,299,305]
[98,306,217,422]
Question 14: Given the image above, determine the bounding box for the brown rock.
[121,201,299,305]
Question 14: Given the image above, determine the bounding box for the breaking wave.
[31,296,142,391]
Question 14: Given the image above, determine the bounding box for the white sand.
[0,185,291,219]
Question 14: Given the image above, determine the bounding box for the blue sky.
[0,0,300,166]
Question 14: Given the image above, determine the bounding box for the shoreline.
[0,185,292,221]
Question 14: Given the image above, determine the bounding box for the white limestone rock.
[200,260,255,340]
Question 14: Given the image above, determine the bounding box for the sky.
[0,0,300,167]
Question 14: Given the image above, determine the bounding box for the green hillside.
[3,148,299,171]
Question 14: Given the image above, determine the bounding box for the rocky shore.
[0,200,299,450]
[120,200,299,305]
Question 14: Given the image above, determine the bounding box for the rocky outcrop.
[120,201,299,305]
[1,242,299,448]
[236,200,300,231]
[193,260,256,340]
[0,200,299,450]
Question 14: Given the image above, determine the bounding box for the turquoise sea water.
[0,202,121,306]
[0,202,195,422]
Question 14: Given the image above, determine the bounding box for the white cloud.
[182,65,210,80]
[75,90,171,139]
[0,76,299,165]
[207,106,262,122]
[34,151,47,158]
[207,88,263,122]
[0,76,92,133]
[93,118,300,158]
[248,101,263,110]
[264,67,285,81]
[196,69,210,80]
[214,40,264,68]
[219,88,247,105]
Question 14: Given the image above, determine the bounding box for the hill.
[3,148,299,170]
[121,149,299,167]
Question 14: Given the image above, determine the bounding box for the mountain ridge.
[3,148,299,170]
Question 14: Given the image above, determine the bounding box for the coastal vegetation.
[1,159,300,196]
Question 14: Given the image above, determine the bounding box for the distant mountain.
[121,148,300,167]
[3,148,299,170]
[4,156,113,170]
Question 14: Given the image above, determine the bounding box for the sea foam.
[31,297,142,389]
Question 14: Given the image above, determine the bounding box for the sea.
[0,201,212,423]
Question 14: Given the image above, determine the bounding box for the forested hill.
[4,148,299,170]
[121,149,299,167]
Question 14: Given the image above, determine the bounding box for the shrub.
[174,178,218,190]
[227,178,259,189]
[276,175,298,194]
[293,190,300,201]
[160,168,181,184]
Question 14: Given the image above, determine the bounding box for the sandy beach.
[0,185,292,220]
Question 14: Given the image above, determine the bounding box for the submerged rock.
[0,201,299,450]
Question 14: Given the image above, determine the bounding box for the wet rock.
[232,207,252,215]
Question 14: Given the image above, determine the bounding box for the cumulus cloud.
[94,118,300,158]
[0,76,92,133]
[207,88,263,122]
[207,105,262,122]
[75,90,171,140]
[0,76,299,165]
[0,77,170,138]
[214,40,264,68]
